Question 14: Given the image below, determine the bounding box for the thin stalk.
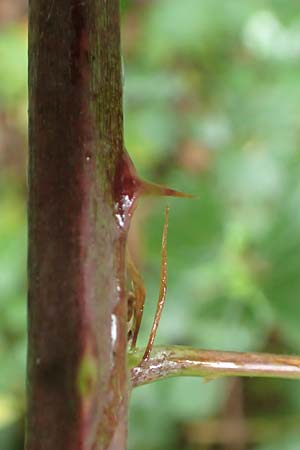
[129,346,300,387]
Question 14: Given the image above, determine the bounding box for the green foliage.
[123,1,300,449]
[0,181,26,448]
[0,21,27,449]
[0,25,27,109]
[1,1,300,449]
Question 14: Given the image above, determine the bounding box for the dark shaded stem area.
[27,1,129,449]
[130,346,300,387]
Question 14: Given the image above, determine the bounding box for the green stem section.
[129,346,300,387]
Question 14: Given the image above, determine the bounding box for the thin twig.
[142,207,169,361]
[129,345,300,387]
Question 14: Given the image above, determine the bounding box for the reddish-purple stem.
[27,2,130,449]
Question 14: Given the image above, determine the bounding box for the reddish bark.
[26,1,128,449]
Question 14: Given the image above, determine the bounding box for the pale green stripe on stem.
[129,345,300,387]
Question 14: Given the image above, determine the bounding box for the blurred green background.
[1,0,300,449]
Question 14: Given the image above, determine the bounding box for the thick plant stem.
[129,346,300,387]
[27,1,129,449]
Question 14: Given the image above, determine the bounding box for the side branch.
[129,346,300,387]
